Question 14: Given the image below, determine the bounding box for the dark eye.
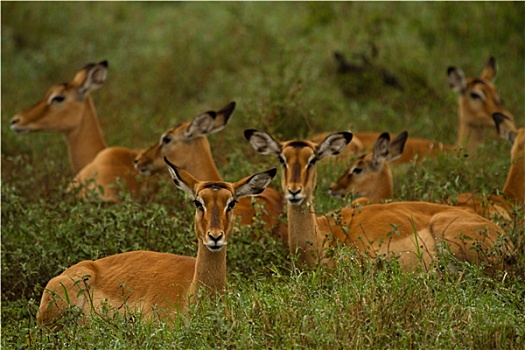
[278,155,287,167]
[226,200,237,212]
[308,158,317,168]
[352,167,363,174]
[162,136,172,144]
[51,95,65,103]
[194,200,204,211]
[469,92,482,100]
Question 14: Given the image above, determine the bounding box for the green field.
[2,2,524,349]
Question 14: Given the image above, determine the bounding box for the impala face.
[244,129,353,206]
[134,102,236,176]
[134,122,192,176]
[165,156,277,252]
[448,57,515,141]
[192,183,238,252]
[10,61,108,134]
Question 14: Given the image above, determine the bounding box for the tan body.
[312,57,514,163]
[134,102,286,240]
[329,119,524,221]
[37,163,277,328]
[245,130,513,271]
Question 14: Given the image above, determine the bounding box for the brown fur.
[37,165,276,329]
[245,130,513,271]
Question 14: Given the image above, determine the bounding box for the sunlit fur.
[36,164,276,329]
[245,130,514,271]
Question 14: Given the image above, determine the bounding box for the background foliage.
[2,2,524,349]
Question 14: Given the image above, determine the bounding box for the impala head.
[447,56,515,147]
[134,102,235,176]
[165,157,276,252]
[10,61,108,134]
[244,129,352,206]
[329,131,407,200]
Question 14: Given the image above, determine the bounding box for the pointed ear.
[371,132,391,168]
[184,112,217,139]
[234,168,277,198]
[164,157,198,196]
[481,56,497,82]
[212,101,235,132]
[386,131,408,162]
[244,129,282,157]
[447,66,466,93]
[76,61,108,97]
[316,132,353,160]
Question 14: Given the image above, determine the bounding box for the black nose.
[10,117,20,125]
[208,233,223,243]
[288,188,301,196]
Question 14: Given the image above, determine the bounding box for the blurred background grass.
[1,2,524,348]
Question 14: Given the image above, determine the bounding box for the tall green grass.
[2,2,524,349]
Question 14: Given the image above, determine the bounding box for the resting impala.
[37,160,277,328]
[313,56,515,163]
[329,131,408,204]
[244,129,513,271]
[133,102,286,239]
[10,61,108,174]
[328,116,524,221]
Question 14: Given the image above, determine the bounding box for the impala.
[313,56,515,163]
[133,102,286,239]
[72,102,239,203]
[10,61,108,174]
[329,131,408,204]
[328,116,523,221]
[244,129,513,271]
[37,160,277,329]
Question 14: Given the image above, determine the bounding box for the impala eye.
[226,200,237,212]
[161,136,172,145]
[278,155,287,167]
[469,92,483,100]
[352,167,363,175]
[194,199,204,211]
[50,95,65,104]
[308,158,317,168]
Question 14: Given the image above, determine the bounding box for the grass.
[1,2,524,349]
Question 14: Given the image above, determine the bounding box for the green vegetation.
[2,2,524,349]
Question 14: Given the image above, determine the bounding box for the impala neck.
[65,96,106,174]
[184,138,222,181]
[457,103,485,153]
[287,198,325,267]
[503,155,525,206]
[188,242,227,304]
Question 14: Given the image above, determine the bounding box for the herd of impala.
[9,57,523,329]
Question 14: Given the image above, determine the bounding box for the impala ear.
[76,61,109,97]
[447,66,466,94]
[371,132,391,169]
[386,131,408,162]
[164,157,197,196]
[234,168,277,198]
[316,132,353,160]
[212,101,235,132]
[185,112,217,139]
[481,56,497,82]
[244,129,282,157]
